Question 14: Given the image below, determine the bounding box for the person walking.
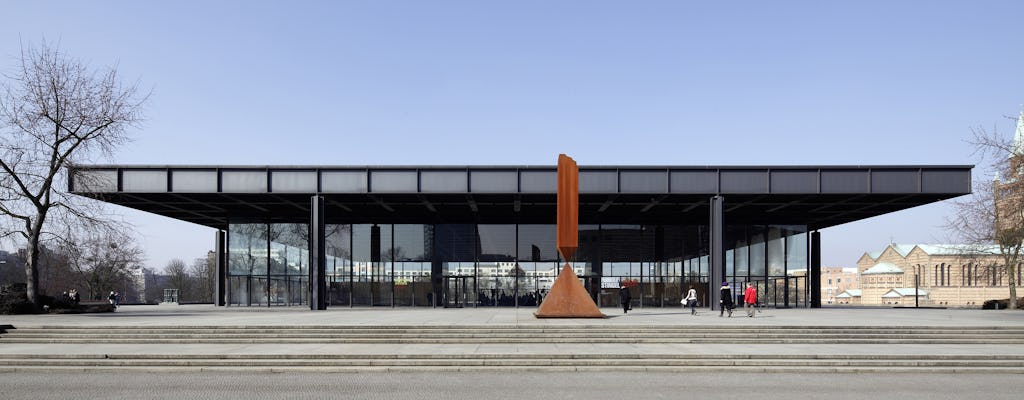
[618,283,632,314]
[744,282,757,317]
[684,285,698,315]
[719,282,734,317]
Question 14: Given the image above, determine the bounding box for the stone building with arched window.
[853,244,1016,307]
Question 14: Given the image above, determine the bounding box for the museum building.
[67,164,972,310]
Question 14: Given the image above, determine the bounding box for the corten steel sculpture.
[534,154,606,318]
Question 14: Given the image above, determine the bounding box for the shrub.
[0,283,36,315]
[982,297,1024,310]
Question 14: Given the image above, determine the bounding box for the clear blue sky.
[3,1,1023,270]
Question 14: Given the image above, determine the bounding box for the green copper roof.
[864,262,903,274]
[882,288,928,297]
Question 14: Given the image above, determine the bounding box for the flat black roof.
[68,164,972,230]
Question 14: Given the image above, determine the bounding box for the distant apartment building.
[820,266,858,305]
[837,243,1016,307]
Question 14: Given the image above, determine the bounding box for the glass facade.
[227,223,309,306]
[226,222,810,308]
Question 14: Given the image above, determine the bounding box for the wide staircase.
[2,324,1023,373]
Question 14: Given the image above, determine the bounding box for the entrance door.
[443,276,470,308]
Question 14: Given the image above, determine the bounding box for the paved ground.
[5,303,1024,327]
[3,371,1024,400]
[3,305,1024,358]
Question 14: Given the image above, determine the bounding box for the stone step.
[3,337,1021,344]
[0,354,1020,373]
[10,324,1023,331]
[6,331,1021,338]
[7,326,1021,335]
[4,366,1020,373]
[5,325,1022,344]
[9,329,1024,335]
[12,356,1024,362]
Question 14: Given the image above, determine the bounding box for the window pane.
[785,228,808,274]
[325,224,351,307]
[601,225,641,262]
[518,225,558,261]
[750,226,766,278]
[435,224,476,262]
[229,223,267,276]
[393,224,432,261]
[767,226,785,277]
[478,225,516,262]
[270,223,308,277]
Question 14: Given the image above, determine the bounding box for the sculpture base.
[534,263,606,319]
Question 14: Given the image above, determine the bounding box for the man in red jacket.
[744,283,758,318]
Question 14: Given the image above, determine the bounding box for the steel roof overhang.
[67,165,972,230]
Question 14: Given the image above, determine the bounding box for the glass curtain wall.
[575,224,600,304]
[477,225,517,306]
[268,224,309,306]
[227,222,308,307]
[351,224,393,306]
[226,221,808,308]
[436,224,476,308]
[783,226,809,307]
[719,224,809,308]
[227,223,267,306]
[517,225,558,307]
[602,225,641,308]
[393,224,432,306]
[325,224,351,307]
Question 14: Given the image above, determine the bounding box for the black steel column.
[430,225,441,308]
[215,230,226,306]
[654,226,664,307]
[810,231,821,308]
[310,195,327,310]
[709,196,724,311]
[370,225,381,306]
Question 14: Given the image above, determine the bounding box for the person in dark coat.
[719,281,734,317]
[618,284,632,314]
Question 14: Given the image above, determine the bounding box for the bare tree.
[0,41,147,308]
[189,253,215,303]
[947,113,1024,309]
[165,258,191,300]
[61,230,144,301]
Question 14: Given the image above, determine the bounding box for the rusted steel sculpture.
[534,154,606,318]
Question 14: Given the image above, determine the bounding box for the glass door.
[443,276,472,308]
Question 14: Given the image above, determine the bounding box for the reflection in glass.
[222,220,810,309]
[750,226,766,279]
[785,228,808,274]
[601,225,641,262]
[518,225,557,261]
[325,224,351,307]
[767,226,785,277]
[229,224,267,275]
[228,223,268,306]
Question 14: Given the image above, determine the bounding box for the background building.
[820,266,859,305]
[852,244,1014,307]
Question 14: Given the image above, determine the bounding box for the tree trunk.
[1009,266,1018,310]
[24,229,41,309]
